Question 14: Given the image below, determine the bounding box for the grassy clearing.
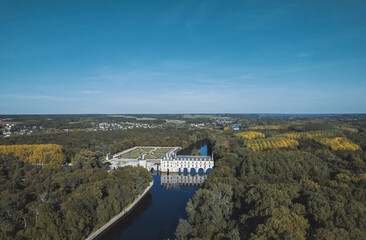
[183,114,214,119]
[108,115,136,118]
[136,117,157,121]
[165,119,186,124]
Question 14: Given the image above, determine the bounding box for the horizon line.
[1,113,366,116]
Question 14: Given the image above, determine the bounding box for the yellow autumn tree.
[243,137,299,151]
[0,144,66,166]
[235,131,265,140]
[223,126,231,131]
[315,137,360,151]
[279,131,338,140]
[247,125,284,130]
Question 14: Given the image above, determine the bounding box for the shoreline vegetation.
[0,156,152,239]
[175,118,366,239]
[0,125,208,240]
[86,180,154,240]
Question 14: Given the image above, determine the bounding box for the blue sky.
[1,0,366,114]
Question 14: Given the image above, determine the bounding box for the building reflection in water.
[160,172,207,189]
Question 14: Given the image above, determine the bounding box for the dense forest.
[0,153,152,239]
[0,144,65,167]
[176,118,366,240]
[0,127,208,239]
[2,114,366,239]
[0,128,209,160]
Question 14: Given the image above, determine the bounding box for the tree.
[71,150,99,170]
[175,219,192,240]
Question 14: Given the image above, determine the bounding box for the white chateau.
[160,152,214,173]
[108,146,214,173]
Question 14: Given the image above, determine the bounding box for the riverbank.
[100,173,202,240]
[100,144,209,240]
[86,180,154,240]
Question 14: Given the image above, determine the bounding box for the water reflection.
[100,173,203,240]
[101,144,210,240]
[161,173,207,189]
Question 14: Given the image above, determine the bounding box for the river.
[100,144,209,240]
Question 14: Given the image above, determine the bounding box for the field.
[117,147,176,159]
[107,115,157,121]
[183,114,215,119]
[136,117,157,121]
[165,119,186,124]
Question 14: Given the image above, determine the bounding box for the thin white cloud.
[79,90,100,95]
[298,52,313,58]
[0,94,81,102]
[0,94,51,100]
